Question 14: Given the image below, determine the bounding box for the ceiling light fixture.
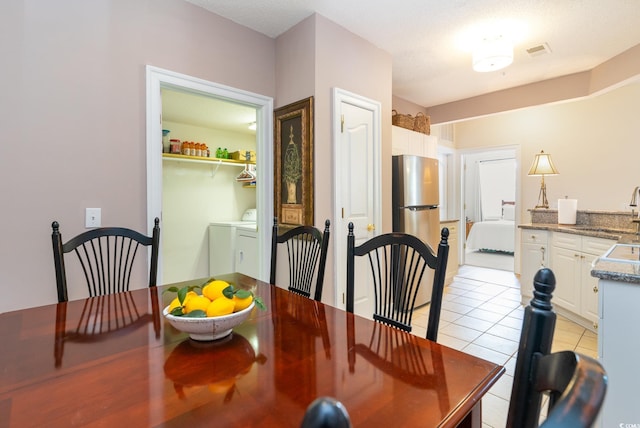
[472,35,513,72]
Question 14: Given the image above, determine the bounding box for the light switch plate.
[85,208,101,228]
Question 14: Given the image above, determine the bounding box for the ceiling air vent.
[526,43,552,57]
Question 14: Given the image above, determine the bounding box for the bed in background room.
[466,201,515,254]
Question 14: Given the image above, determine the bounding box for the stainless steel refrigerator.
[392,155,440,307]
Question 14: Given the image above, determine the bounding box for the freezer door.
[400,206,441,307]
[393,155,439,208]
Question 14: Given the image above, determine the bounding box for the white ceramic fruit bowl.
[163,302,255,341]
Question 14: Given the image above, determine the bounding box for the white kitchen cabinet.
[441,220,459,285]
[550,232,614,328]
[235,226,258,278]
[520,230,549,299]
[598,278,640,427]
[391,125,437,158]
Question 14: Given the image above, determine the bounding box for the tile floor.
[411,264,598,428]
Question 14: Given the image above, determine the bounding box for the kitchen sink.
[600,244,640,264]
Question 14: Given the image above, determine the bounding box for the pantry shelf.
[162,153,255,166]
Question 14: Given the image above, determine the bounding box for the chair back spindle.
[270,218,330,301]
[346,223,449,340]
[52,218,160,302]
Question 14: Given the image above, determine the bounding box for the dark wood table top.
[0,274,504,427]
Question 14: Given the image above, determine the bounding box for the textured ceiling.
[184,0,640,108]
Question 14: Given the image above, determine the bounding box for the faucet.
[630,186,640,233]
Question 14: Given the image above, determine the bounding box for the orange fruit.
[206,297,235,317]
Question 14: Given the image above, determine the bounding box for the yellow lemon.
[203,280,231,301]
[233,294,253,312]
[184,295,211,314]
[168,297,181,312]
[206,297,235,317]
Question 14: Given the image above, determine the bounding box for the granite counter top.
[519,223,640,284]
[518,223,633,241]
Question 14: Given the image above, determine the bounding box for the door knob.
[367,224,375,232]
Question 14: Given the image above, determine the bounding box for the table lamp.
[528,150,559,209]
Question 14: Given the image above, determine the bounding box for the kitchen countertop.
[519,223,640,284]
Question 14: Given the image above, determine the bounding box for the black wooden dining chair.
[270,217,330,301]
[51,218,160,302]
[507,268,608,428]
[346,223,449,341]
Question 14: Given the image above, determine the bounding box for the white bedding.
[466,220,515,253]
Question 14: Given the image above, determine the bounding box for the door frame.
[458,145,521,270]
[145,66,274,283]
[331,87,382,308]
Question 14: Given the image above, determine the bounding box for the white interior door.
[332,88,381,316]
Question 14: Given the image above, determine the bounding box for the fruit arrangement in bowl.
[163,279,265,341]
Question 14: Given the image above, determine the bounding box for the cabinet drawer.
[582,236,616,255]
[522,230,548,244]
[552,232,581,250]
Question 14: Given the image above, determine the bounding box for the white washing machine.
[209,210,257,276]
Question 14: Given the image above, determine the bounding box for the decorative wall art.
[274,97,314,228]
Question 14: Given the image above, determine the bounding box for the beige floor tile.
[504,355,517,377]
[440,323,484,342]
[481,393,510,428]
[439,309,463,323]
[463,343,512,365]
[473,333,519,357]
[553,329,583,346]
[462,290,495,301]
[488,296,522,309]
[435,332,469,351]
[451,295,486,308]
[575,346,598,359]
[499,316,524,330]
[577,334,597,351]
[489,373,514,401]
[550,340,578,353]
[466,308,506,323]
[476,302,516,315]
[555,316,587,334]
[485,324,522,342]
[444,301,475,315]
[452,315,495,332]
[448,281,479,291]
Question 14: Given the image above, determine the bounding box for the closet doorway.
[461,147,519,272]
[146,66,274,284]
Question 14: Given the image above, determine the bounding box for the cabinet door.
[520,230,548,298]
[235,230,258,278]
[407,130,424,157]
[521,243,546,298]
[423,135,438,158]
[443,222,458,284]
[551,246,580,313]
[391,126,409,155]
[580,252,600,326]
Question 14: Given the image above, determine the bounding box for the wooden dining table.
[0,273,504,427]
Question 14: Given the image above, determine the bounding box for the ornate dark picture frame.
[274,97,314,228]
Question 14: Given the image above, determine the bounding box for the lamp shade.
[472,36,513,72]
[528,150,559,176]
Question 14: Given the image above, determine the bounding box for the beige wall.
[275,14,393,305]
[429,44,640,124]
[455,81,640,219]
[0,0,275,312]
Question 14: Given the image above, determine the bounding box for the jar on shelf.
[170,139,181,154]
[162,130,171,153]
[222,148,229,159]
[195,143,202,157]
[216,147,223,159]
[189,142,196,156]
[182,141,189,155]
